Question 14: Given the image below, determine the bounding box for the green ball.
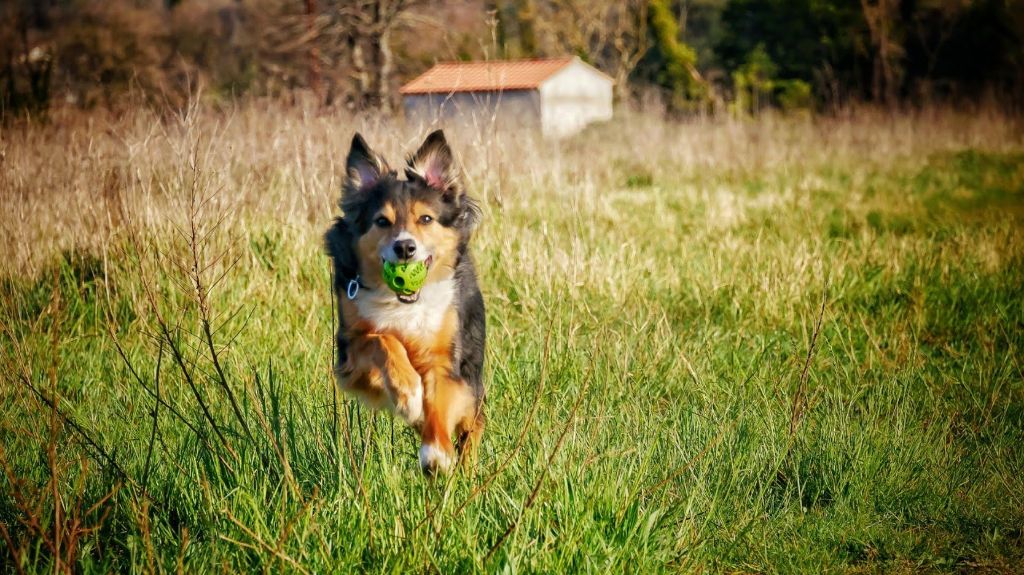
[382,260,428,295]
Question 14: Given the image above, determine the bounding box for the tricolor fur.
[325,130,485,475]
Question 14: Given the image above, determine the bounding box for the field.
[1,104,1023,573]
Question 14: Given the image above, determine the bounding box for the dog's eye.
[374,216,391,228]
[418,215,434,225]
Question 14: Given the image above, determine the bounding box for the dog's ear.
[344,133,389,197]
[407,130,480,234]
[406,130,461,199]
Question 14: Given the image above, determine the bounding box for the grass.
[1,103,1023,573]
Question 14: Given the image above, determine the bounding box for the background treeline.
[2,0,1023,116]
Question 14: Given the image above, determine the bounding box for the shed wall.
[403,91,541,131]
[537,61,614,138]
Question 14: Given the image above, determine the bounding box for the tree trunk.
[516,0,537,57]
[861,0,902,108]
[304,0,321,102]
[375,23,393,110]
[350,34,370,109]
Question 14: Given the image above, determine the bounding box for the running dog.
[325,130,485,475]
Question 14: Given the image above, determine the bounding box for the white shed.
[400,57,613,138]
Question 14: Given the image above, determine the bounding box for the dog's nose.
[393,239,416,260]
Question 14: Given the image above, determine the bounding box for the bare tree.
[860,0,904,107]
[304,0,322,99]
[225,0,420,108]
[534,0,650,102]
[910,0,969,96]
[341,0,420,110]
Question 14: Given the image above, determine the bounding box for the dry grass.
[1,103,1017,278]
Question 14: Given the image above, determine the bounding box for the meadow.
[1,103,1022,573]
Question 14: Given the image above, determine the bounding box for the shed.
[400,57,613,138]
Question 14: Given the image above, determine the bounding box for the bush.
[777,79,813,112]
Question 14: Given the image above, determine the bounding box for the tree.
[484,0,536,58]
[717,0,864,106]
[860,0,904,107]
[341,0,420,110]
[647,0,707,105]
[731,43,775,114]
[533,0,651,102]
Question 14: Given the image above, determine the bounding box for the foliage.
[716,0,865,108]
[777,79,813,112]
[647,0,707,107]
[730,45,814,115]
[715,0,1024,108]
[730,43,776,115]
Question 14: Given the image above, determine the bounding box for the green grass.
[1,108,1023,573]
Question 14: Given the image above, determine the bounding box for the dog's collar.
[345,275,367,300]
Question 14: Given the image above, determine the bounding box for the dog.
[325,130,485,475]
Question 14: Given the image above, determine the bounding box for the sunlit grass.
[1,103,1022,573]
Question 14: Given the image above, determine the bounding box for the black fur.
[325,131,486,406]
[453,246,486,401]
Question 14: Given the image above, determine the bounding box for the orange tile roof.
[400,57,580,95]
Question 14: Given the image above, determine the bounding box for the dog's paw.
[392,378,424,426]
[419,443,454,476]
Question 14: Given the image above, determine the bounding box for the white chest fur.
[354,279,456,339]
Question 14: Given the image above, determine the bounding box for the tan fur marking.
[409,200,460,284]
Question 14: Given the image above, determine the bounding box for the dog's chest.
[355,280,456,338]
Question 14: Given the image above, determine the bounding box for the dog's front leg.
[341,334,423,426]
[373,333,424,426]
[419,368,477,475]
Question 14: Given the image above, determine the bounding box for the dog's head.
[327,130,479,304]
